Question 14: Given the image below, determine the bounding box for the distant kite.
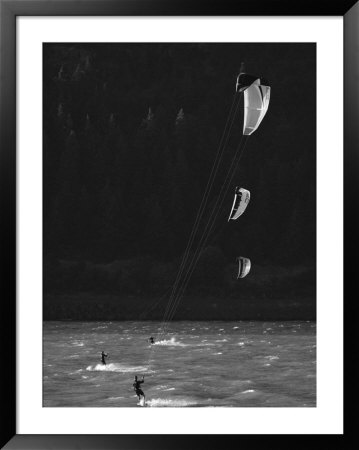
[237,257,251,279]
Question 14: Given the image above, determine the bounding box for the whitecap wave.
[242,389,255,394]
[86,363,151,373]
[153,337,187,347]
[68,368,83,375]
[146,398,197,407]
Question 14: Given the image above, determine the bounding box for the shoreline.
[44,293,316,321]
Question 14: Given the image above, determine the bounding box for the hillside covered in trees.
[43,43,316,320]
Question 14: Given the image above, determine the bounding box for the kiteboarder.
[149,336,155,344]
[133,375,145,402]
[101,351,108,365]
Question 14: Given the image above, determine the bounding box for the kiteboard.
[138,397,147,407]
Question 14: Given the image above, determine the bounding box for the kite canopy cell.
[236,72,271,136]
[228,187,250,221]
[237,256,251,279]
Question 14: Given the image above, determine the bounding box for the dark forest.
[43,43,316,320]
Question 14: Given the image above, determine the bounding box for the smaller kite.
[228,187,250,221]
[237,257,251,279]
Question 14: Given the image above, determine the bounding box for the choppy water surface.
[43,321,316,407]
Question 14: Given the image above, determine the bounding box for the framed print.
[1,0,357,448]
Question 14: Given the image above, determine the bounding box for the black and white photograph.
[43,42,316,408]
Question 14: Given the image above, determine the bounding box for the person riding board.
[101,351,108,365]
[149,336,154,344]
[133,375,145,402]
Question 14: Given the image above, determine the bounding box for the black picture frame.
[1,0,356,448]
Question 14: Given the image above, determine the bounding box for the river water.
[43,320,316,407]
